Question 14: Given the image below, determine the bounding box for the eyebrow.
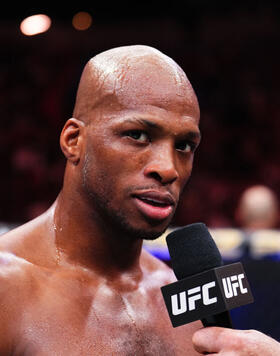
[124,118,160,129]
[123,118,201,141]
[185,131,201,142]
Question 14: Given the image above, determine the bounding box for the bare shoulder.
[0,250,37,304]
[0,249,33,279]
[0,212,54,330]
[0,251,37,353]
[0,207,55,267]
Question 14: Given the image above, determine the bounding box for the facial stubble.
[81,153,171,241]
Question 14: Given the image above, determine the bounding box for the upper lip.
[132,190,176,206]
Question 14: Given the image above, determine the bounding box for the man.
[1,45,279,355]
[235,184,279,231]
[0,45,202,355]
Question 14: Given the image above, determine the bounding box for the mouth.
[132,191,176,221]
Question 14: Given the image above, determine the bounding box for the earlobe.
[60,118,85,164]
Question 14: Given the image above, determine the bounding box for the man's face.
[80,61,200,240]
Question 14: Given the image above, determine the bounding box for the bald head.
[236,185,279,230]
[72,45,199,123]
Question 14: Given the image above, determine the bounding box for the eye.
[125,130,149,143]
[175,140,194,153]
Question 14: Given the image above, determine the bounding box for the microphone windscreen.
[166,222,223,280]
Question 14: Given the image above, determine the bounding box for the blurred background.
[1,0,280,340]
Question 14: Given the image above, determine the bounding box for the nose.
[144,144,179,185]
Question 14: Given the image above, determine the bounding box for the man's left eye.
[176,141,193,153]
[125,130,149,142]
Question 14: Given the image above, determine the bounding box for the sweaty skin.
[0,45,202,355]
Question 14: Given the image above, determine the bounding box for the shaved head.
[72,45,199,124]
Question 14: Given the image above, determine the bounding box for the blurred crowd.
[1,3,280,229]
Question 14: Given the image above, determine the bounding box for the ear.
[60,118,85,165]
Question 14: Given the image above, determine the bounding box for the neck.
[52,189,143,279]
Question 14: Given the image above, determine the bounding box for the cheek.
[84,140,139,190]
[177,157,194,188]
[95,139,146,175]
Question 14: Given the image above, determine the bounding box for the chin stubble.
[82,154,168,241]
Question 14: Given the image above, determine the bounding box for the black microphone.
[161,223,254,328]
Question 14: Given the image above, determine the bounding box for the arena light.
[20,14,51,36]
[72,12,92,31]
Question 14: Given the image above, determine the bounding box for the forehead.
[89,50,200,120]
[89,71,200,136]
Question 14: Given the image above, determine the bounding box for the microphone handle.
[201,311,233,328]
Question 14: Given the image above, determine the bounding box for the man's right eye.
[124,130,149,143]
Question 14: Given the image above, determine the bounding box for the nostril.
[147,170,178,185]
[149,171,162,182]
[144,160,179,185]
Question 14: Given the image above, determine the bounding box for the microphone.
[161,223,254,328]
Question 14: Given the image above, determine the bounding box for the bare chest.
[13,280,196,356]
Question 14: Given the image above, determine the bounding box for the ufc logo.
[171,281,217,315]
[222,273,248,299]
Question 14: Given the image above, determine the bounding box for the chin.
[126,223,169,241]
[116,211,172,241]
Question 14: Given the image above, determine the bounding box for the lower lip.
[133,198,173,220]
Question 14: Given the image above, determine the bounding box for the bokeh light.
[72,12,92,31]
[20,14,51,36]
